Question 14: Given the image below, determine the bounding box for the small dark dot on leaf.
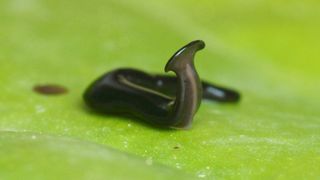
[33,84,68,95]
[173,146,180,149]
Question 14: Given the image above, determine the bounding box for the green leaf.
[0,132,190,179]
[0,0,319,179]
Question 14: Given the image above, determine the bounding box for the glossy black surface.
[84,40,240,129]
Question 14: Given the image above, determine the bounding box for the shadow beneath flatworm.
[80,102,176,131]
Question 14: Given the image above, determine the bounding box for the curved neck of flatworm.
[165,40,205,129]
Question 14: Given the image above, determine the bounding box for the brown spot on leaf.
[33,84,68,95]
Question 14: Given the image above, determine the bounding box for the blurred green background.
[0,0,319,179]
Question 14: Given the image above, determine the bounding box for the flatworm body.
[83,40,240,129]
